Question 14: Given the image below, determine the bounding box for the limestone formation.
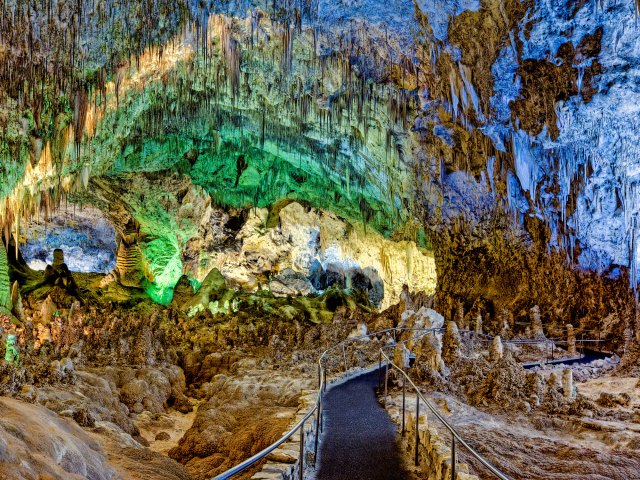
[490,335,504,362]
[112,233,146,288]
[526,373,544,407]
[475,312,483,334]
[455,300,465,328]
[415,332,446,374]
[270,269,314,297]
[39,296,56,325]
[10,281,25,324]
[393,343,411,370]
[0,244,12,319]
[531,306,545,339]
[562,369,576,400]
[500,308,514,337]
[442,321,461,365]
[566,324,577,356]
[52,249,65,271]
[399,284,413,314]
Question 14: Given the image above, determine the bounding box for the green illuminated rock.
[0,246,11,318]
[3,334,18,365]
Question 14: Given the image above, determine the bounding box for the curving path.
[315,369,409,480]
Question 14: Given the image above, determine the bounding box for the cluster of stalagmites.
[387,292,601,415]
[0,243,380,402]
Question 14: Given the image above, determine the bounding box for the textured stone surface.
[22,206,117,273]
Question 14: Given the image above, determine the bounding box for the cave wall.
[410,0,640,342]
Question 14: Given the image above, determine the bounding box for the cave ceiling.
[0,0,639,303]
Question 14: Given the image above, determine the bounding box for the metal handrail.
[212,327,396,480]
[213,327,511,480]
[380,347,513,480]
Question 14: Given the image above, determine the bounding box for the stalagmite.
[40,296,56,325]
[101,231,146,289]
[566,324,577,356]
[455,300,464,328]
[563,369,576,400]
[624,327,633,355]
[52,249,65,271]
[4,333,19,364]
[34,323,52,351]
[442,321,461,364]
[399,284,412,314]
[393,343,411,369]
[475,312,483,334]
[531,305,545,339]
[490,335,503,361]
[502,308,514,332]
[527,373,543,407]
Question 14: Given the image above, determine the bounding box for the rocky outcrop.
[0,396,117,480]
[168,359,310,480]
[184,201,436,309]
[0,395,192,480]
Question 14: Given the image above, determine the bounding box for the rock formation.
[474,312,483,334]
[562,369,576,400]
[531,306,545,339]
[567,324,577,356]
[490,335,504,362]
[442,321,462,365]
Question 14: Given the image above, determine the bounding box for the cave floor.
[387,385,640,480]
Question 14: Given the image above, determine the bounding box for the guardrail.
[212,326,512,480]
[379,348,512,480]
[457,329,610,364]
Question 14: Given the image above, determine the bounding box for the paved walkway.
[315,370,409,480]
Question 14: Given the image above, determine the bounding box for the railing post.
[414,391,420,466]
[401,373,406,436]
[317,363,321,389]
[451,432,456,480]
[299,421,305,480]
